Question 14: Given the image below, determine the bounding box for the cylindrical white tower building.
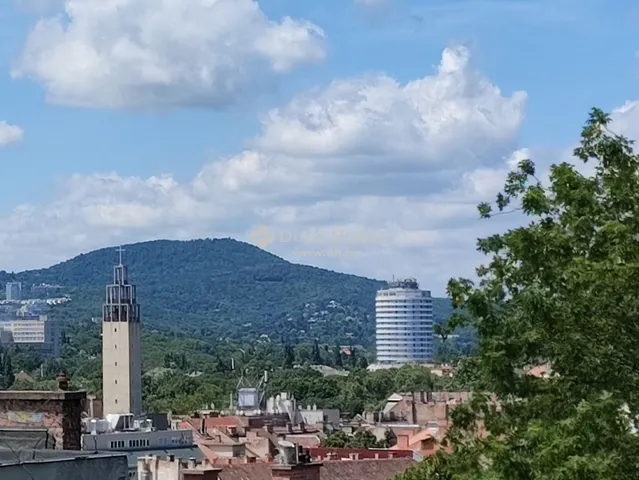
[375,278,433,364]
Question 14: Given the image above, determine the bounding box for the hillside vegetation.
[0,239,454,345]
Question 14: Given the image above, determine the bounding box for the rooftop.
[217,458,415,480]
[0,448,126,466]
[0,389,86,401]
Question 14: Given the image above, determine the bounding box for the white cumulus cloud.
[12,0,326,109]
[1,46,528,292]
[0,121,24,147]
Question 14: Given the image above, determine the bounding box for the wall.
[81,428,193,451]
[0,454,128,480]
[299,409,339,425]
[0,390,86,450]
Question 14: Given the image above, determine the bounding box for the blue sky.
[0,0,638,293]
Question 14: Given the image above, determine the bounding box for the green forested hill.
[0,239,453,345]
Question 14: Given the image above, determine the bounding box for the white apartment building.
[375,278,434,364]
[0,315,61,356]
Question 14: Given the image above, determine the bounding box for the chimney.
[56,371,69,391]
[140,460,152,480]
[388,453,394,459]
[410,395,417,424]
[271,463,323,480]
[168,454,175,462]
[188,457,197,469]
[348,453,360,460]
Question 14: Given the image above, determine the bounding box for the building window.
[115,399,118,404]
[115,380,118,384]
[115,362,118,366]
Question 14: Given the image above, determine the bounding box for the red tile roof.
[284,435,322,449]
[217,458,415,480]
[184,416,245,431]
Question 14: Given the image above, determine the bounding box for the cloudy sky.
[0,0,638,294]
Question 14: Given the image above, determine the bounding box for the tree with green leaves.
[397,109,639,480]
[283,344,295,369]
[323,429,386,449]
[311,340,322,364]
[0,351,14,389]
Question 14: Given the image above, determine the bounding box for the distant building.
[81,414,194,452]
[102,247,142,417]
[375,278,434,364]
[0,314,62,357]
[5,282,22,302]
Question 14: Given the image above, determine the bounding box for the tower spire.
[116,245,125,266]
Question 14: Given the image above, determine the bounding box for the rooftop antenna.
[116,245,126,266]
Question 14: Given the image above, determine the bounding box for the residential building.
[0,314,62,356]
[299,405,339,427]
[265,392,340,428]
[375,278,434,364]
[81,415,195,452]
[5,281,22,302]
[81,412,202,478]
[366,391,472,425]
[102,248,142,416]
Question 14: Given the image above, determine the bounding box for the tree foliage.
[0,238,457,347]
[3,319,463,415]
[398,108,639,479]
[0,349,14,389]
[323,429,394,448]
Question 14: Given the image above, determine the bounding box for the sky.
[0,0,639,295]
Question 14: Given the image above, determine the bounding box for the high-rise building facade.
[102,249,142,416]
[5,282,22,302]
[0,315,61,356]
[375,278,434,364]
